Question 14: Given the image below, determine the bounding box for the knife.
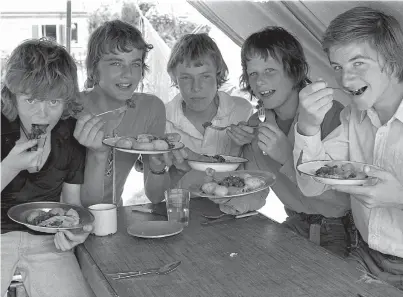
[131,206,167,218]
[201,211,259,225]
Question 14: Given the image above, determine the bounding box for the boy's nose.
[192,78,202,92]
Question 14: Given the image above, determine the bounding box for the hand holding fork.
[257,107,267,155]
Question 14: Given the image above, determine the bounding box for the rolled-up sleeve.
[293,108,350,197]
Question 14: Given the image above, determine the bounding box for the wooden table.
[76,198,402,297]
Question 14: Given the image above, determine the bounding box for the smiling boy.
[74,20,170,205]
[294,7,403,288]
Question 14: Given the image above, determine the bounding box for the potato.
[165,133,181,142]
[66,208,79,221]
[203,175,214,183]
[201,182,218,194]
[214,185,229,197]
[116,138,133,149]
[152,139,169,150]
[244,177,266,190]
[132,141,155,150]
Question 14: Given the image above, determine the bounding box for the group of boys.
[1,5,402,296]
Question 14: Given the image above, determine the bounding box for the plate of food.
[187,168,276,199]
[297,160,378,185]
[103,133,185,154]
[7,202,95,234]
[187,154,248,172]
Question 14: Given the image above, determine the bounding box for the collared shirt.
[294,100,403,258]
[243,100,350,217]
[165,91,253,156]
[1,114,86,233]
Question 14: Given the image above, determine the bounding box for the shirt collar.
[359,98,403,125]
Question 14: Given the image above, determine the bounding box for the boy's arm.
[279,100,345,185]
[80,151,108,206]
[61,183,81,206]
[143,96,171,204]
[293,106,351,197]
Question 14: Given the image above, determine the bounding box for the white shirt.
[165,91,253,156]
[294,101,403,258]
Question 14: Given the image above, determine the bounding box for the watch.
[150,165,169,175]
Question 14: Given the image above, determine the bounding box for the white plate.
[187,170,276,199]
[187,155,248,172]
[297,160,378,186]
[7,202,95,234]
[103,137,185,155]
[127,221,184,238]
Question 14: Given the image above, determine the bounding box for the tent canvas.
[188,0,403,106]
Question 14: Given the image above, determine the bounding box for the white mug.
[88,204,117,236]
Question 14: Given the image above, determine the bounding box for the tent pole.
[66,0,72,53]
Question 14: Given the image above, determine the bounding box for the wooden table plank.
[77,198,402,297]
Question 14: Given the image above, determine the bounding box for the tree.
[87,1,210,48]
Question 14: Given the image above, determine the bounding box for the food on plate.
[197,154,226,163]
[199,168,266,197]
[26,207,80,228]
[113,133,182,151]
[315,163,368,179]
[115,137,133,149]
[137,134,155,143]
[153,139,169,150]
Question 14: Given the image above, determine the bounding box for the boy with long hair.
[1,38,94,297]
[75,20,172,205]
[234,26,352,257]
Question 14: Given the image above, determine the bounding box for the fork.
[95,105,127,117]
[108,261,181,280]
[203,122,259,131]
[257,107,267,155]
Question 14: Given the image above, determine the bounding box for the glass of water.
[164,188,190,226]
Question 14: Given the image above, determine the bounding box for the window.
[41,25,57,40]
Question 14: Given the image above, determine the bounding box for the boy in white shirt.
[294,6,403,288]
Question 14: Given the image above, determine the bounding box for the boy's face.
[329,41,393,110]
[175,56,218,112]
[97,48,143,101]
[246,53,295,110]
[16,93,64,134]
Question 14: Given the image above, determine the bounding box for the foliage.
[87,1,210,48]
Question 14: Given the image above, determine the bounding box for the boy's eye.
[265,68,274,73]
[333,65,342,71]
[180,76,190,80]
[248,72,257,77]
[49,100,61,106]
[203,75,211,79]
[133,62,142,68]
[111,62,121,66]
[353,61,364,67]
[26,98,36,104]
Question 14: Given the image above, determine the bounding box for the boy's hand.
[297,80,334,136]
[331,166,403,209]
[227,122,255,146]
[3,139,43,172]
[74,114,107,153]
[54,224,93,251]
[257,121,292,165]
[150,148,190,173]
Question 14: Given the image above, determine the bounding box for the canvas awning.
[187,1,403,105]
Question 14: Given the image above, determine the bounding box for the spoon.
[109,260,181,280]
